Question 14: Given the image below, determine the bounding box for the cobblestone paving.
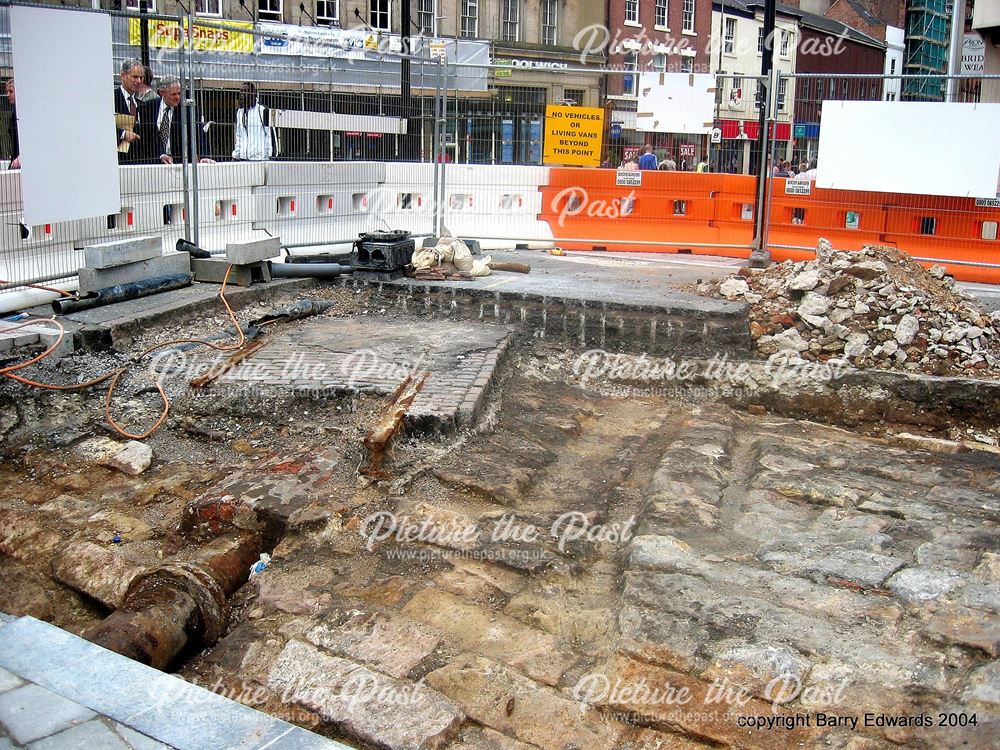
[180,385,999,750]
[211,318,513,429]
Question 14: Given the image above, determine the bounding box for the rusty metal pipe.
[88,532,261,670]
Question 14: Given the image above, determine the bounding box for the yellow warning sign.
[543,105,605,167]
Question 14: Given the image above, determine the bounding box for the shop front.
[715,119,793,174]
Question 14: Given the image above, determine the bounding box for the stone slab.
[226,237,281,265]
[83,237,162,270]
[424,654,622,750]
[0,617,351,750]
[190,258,270,286]
[28,718,140,750]
[267,640,463,750]
[0,683,95,744]
[402,588,574,686]
[0,666,23,693]
[78,253,191,294]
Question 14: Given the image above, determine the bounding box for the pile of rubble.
[704,240,1000,377]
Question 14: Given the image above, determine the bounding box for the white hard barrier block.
[383,161,436,189]
[226,237,281,265]
[118,165,186,197]
[1,243,81,284]
[78,251,191,294]
[196,187,258,225]
[198,161,267,189]
[83,236,162,269]
[264,160,387,188]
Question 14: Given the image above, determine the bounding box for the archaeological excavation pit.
[1,261,999,750]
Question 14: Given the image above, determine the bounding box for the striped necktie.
[159,107,171,150]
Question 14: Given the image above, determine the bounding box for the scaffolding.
[904,0,950,100]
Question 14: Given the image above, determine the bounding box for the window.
[316,0,337,23]
[625,0,639,25]
[370,0,390,30]
[682,0,695,33]
[730,76,743,104]
[564,88,586,105]
[777,78,787,110]
[258,0,281,21]
[195,0,220,15]
[461,0,478,38]
[541,0,558,46]
[983,221,998,241]
[801,78,810,98]
[417,0,435,36]
[792,208,806,224]
[780,30,790,56]
[655,0,668,27]
[673,200,687,215]
[653,53,667,73]
[680,57,693,73]
[758,27,764,54]
[126,0,156,10]
[919,217,937,235]
[502,0,520,42]
[623,51,638,95]
[890,58,896,75]
[724,18,736,54]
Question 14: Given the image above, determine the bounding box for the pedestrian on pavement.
[114,58,154,163]
[152,76,215,166]
[4,78,19,170]
[232,82,276,162]
[637,144,658,170]
[658,153,676,170]
[137,65,157,104]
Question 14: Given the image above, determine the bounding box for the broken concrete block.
[77,252,190,294]
[51,541,144,608]
[83,236,162,270]
[99,441,153,476]
[225,237,281,265]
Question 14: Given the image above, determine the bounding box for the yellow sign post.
[543,105,604,167]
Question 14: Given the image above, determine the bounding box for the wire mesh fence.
[1,2,999,303]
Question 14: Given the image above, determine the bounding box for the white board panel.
[816,101,1000,198]
[635,73,715,135]
[11,6,120,225]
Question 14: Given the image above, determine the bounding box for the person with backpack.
[232,81,276,161]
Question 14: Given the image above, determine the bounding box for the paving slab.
[0,616,351,750]
[0,683,95,744]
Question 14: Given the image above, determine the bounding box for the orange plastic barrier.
[538,169,1000,283]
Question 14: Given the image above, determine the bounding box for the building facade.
[8,1,605,164]
[604,0,715,165]
[792,10,885,163]
[710,1,799,173]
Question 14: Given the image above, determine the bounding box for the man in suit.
[151,76,215,165]
[4,78,19,169]
[114,58,154,163]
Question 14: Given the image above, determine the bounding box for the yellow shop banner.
[128,18,254,53]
